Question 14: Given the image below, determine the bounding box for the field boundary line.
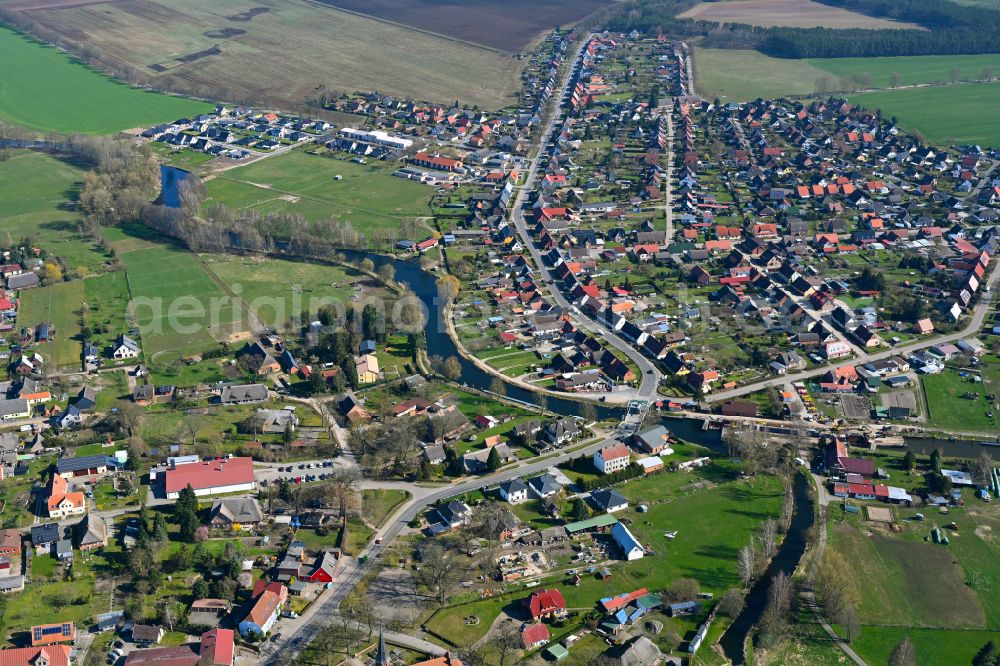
[190,252,265,336]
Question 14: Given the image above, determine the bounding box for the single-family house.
[499,479,529,504]
[594,444,631,474]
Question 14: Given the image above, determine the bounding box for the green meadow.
[850,82,1000,146]
[204,150,432,228]
[0,151,110,273]
[0,26,209,134]
[16,280,84,370]
[118,244,242,358]
[198,253,381,329]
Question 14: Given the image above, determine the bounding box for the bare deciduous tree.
[737,542,756,587]
[417,541,458,606]
[889,637,916,666]
[761,517,778,561]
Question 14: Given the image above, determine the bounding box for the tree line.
[604,0,1000,59]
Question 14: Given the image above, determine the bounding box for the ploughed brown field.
[314,0,609,52]
[11,0,532,110]
[678,0,925,30]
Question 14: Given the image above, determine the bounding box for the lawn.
[361,489,411,529]
[0,151,110,273]
[921,369,1000,433]
[204,150,432,230]
[118,244,243,358]
[17,280,85,369]
[7,557,109,635]
[850,82,1000,146]
[198,253,384,330]
[82,271,134,359]
[0,26,209,134]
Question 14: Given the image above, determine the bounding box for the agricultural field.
[315,0,606,52]
[825,493,1000,665]
[0,26,208,134]
[0,151,110,273]
[678,0,924,29]
[19,0,523,111]
[16,280,84,370]
[849,82,1000,146]
[198,253,387,330]
[203,150,432,229]
[809,53,1000,89]
[693,47,1000,102]
[118,244,244,359]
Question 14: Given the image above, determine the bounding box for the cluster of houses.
[235,335,382,386]
[457,40,1000,401]
[142,105,331,156]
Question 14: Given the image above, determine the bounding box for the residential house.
[426,501,472,535]
[209,498,264,529]
[499,479,529,503]
[631,426,672,455]
[73,514,108,551]
[30,523,59,553]
[218,384,268,405]
[521,623,550,649]
[239,584,287,637]
[355,354,380,384]
[594,444,631,474]
[0,529,21,556]
[236,342,281,375]
[0,646,71,666]
[111,334,140,360]
[302,551,340,583]
[590,489,629,514]
[543,418,580,445]
[132,624,165,646]
[526,589,567,621]
[46,473,86,519]
[527,474,561,499]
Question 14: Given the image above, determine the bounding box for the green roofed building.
[545,644,570,661]
[564,513,618,534]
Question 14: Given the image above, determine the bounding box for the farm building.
[611,522,644,560]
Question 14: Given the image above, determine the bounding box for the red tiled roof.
[164,457,255,495]
[0,646,72,666]
[527,589,566,618]
[521,623,550,646]
[599,444,630,461]
[246,590,281,629]
[200,629,235,666]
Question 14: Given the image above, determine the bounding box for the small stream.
[719,471,815,665]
